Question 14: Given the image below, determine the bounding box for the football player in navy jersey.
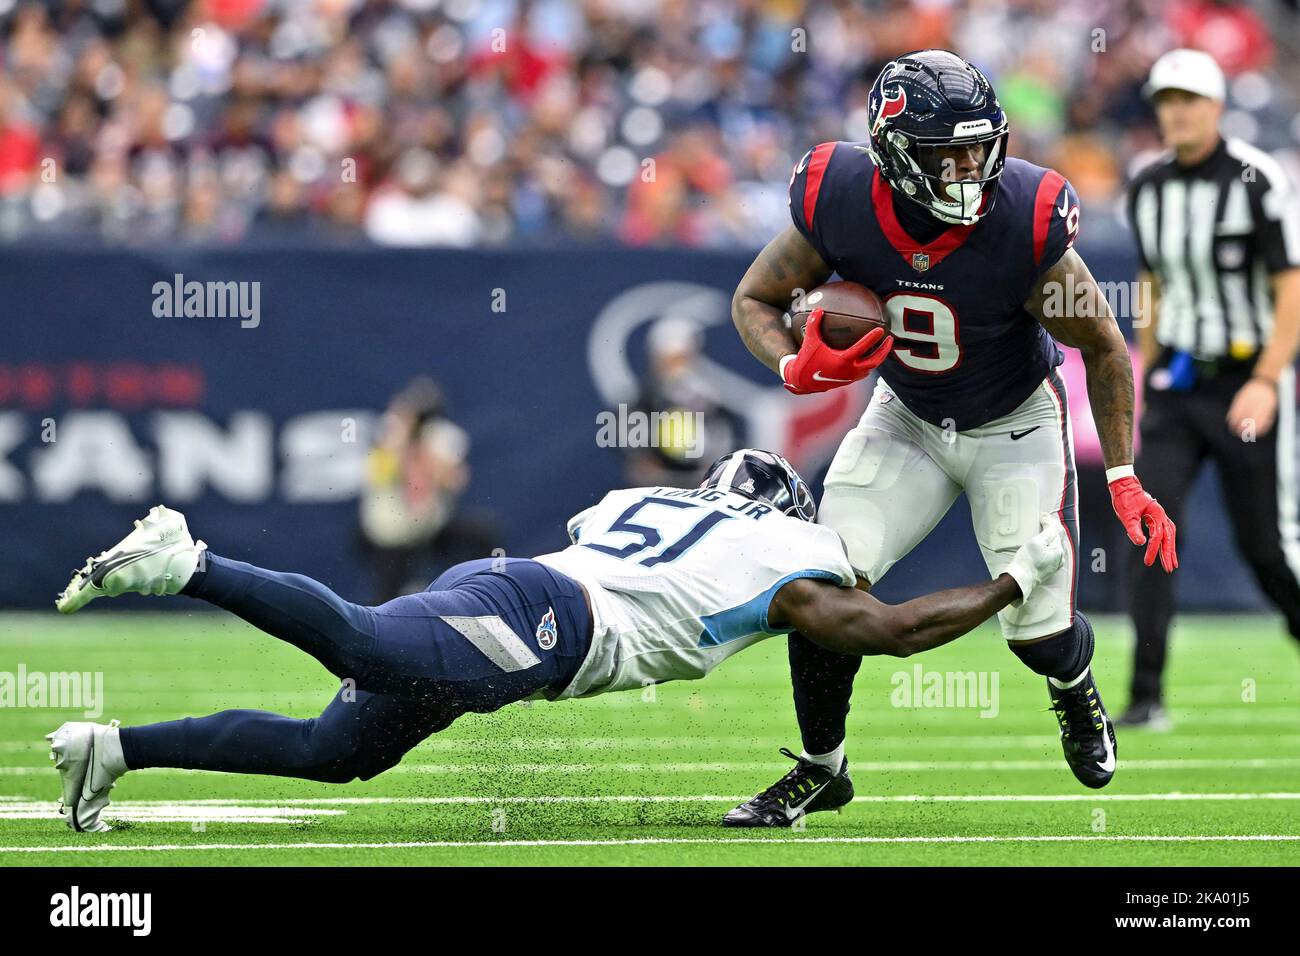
[728,49,1180,826]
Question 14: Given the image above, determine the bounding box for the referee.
[1122,49,1300,728]
[1118,48,1300,728]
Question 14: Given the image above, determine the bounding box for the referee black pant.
[1130,365,1300,704]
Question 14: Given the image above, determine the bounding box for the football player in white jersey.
[46,449,1065,833]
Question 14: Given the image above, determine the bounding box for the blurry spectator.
[0,80,40,196]
[1049,132,1123,205]
[252,166,313,237]
[621,124,735,246]
[624,315,743,487]
[0,0,1295,245]
[1167,0,1273,75]
[365,149,482,246]
[358,377,500,602]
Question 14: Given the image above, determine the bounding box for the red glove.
[1109,472,1178,572]
[781,309,894,395]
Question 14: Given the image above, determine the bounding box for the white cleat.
[56,505,207,614]
[46,721,126,833]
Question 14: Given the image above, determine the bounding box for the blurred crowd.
[1,0,1296,247]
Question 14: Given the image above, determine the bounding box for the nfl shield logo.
[911,252,930,272]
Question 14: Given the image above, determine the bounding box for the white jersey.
[534,486,855,698]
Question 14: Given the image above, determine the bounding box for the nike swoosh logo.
[1009,427,1041,441]
[68,732,103,832]
[796,151,810,174]
[812,371,852,384]
[1057,194,1069,217]
[784,780,830,820]
[81,733,108,801]
[80,728,111,806]
[1097,716,1116,773]
[88,547,160,587]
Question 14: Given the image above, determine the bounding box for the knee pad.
[1008,611,1095,682]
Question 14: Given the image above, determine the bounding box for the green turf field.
[0,610,1296,866]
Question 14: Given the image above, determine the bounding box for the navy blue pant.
[119,555,592,782]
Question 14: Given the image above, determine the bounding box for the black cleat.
[1117,699,1172,731]
[723,748,854,827]
[1048,670,1117,789]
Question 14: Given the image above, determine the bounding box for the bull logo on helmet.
[872,86,907,138]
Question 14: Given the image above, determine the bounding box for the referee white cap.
[1144,48,1226,103]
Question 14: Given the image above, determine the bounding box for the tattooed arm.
[1029,250,1178,571]
[1024,248,1135,470]
[732,224,834,374]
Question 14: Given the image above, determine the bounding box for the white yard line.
[4,834,1299,854]
[0,801,346,824]
[6,792,1300,807]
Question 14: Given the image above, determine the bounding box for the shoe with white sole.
[1048,669,1118,789]
[46,720,126,833]
[722,748,854,827]
[56,505,206,614]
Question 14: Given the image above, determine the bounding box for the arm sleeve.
[1251,164,1300,274]
[1033,173,1081,279]
[788,142,838,266]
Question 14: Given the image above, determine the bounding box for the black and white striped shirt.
[1127,137,1300,360]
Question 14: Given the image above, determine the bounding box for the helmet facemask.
[784,471,817,522]
[878,124,1008,226]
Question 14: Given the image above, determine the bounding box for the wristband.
[1105,465,1136,484]
[779,353,796,382]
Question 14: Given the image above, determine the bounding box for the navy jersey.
[789,142,1078,429]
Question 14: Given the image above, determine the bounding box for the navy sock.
[1008,612,1095,682]
[789,631,862,754]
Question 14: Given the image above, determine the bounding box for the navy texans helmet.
[866,49,1009,226]
[700,449,816,522]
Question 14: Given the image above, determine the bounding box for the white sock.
[1048,666,1090,691]
[801,741,845,773]
[102,725,128,776]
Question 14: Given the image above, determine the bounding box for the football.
[790,280,888,350]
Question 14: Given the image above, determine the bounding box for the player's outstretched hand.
[781,308,894,395]
[1109,474,1178,572]
[1004,513,1068,606]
